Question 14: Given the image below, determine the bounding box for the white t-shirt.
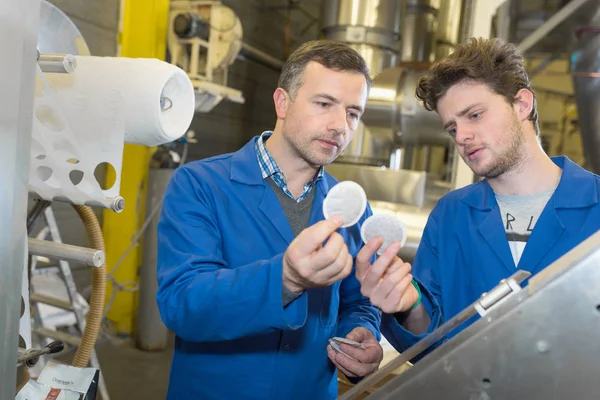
[495,188,556,266]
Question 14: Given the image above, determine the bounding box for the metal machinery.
[168,0,245,112]
[2,1,111,397]
[321,0,471,262]
[341,229,600,399]
[3,0,248,396]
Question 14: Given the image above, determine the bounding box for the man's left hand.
[327,327,383,378]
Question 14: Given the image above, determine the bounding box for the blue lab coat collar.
[230,136,332,244]
[460,155,598,210]
[460,155,598,274]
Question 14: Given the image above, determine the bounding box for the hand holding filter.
[361,213,407,255]
[322,181,367,228]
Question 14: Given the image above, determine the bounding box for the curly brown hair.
[415,37,539,135]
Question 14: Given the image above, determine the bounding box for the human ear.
[273,88,289,119]
[513,88,534,121]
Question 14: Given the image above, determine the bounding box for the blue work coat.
[382,156,600,356]
[156,137,381,400]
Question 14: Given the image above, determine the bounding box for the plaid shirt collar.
[255,131,324,202]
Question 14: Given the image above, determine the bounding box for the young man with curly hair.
[354,37,600,356]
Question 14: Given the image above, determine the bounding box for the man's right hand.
[282,216,353,293]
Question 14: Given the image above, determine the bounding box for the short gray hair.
[277,40,372,100]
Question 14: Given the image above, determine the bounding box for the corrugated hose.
[70,205,106,368]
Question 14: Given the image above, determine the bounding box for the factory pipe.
[321,0,402,76]
[28,238,105,268]
[239,41,285,71]
[571,2,600,174]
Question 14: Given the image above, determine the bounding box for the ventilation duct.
[571,5,600,174]
[400,0,440,63]
[321,0,402,76]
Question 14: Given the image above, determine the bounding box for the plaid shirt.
[255,131,324,202]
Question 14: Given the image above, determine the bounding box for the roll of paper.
[45,56,195,147]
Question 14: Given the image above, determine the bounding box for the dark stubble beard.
[480,114,528,179]
[283,126,343,167]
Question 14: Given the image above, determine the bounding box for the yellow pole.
[103,0,170,335]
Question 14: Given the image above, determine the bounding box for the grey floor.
[48,333,174,400]
[95,335,174,400]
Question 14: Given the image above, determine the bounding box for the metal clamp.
[17,341,64,368]
[474,274,528,317]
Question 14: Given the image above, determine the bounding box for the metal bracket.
[474,275,527,317]
[17,341,64,368]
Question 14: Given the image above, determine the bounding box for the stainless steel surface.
[328,37,399,76]
[326,163,427,208]
[38,0,91,56]
[341,270,532,400]
[28,237,105,267]
[362,229,600,400]
[321,0,402,75]
[38,53,77,73]
[1,0,40,396]
[321,0,402,34]
[435,0,462,58]
[324,28,399,56]
[517,0,591,53]
[349,44,397,78]
[571,4,600,175]
[341,65,450,201]
[495,0,512,40]
[338,121,396,166]
[136,169,172,351]
[400,0,440,63]
[458,0,475,42]
[361,66,450,148]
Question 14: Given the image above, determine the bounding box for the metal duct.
[335,0,465,168]
[358,65,451,166]
[321,0,402,76]
[400,0,441,63]
[344,67,454,169]
[458,0,476,43]
[571,5,600,174]
[436,0,463,59]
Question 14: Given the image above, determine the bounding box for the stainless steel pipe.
[28,237,105,267]
[37,52,77,73]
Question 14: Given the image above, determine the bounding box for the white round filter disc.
[323,181,367,228]
[360,213,407,255]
